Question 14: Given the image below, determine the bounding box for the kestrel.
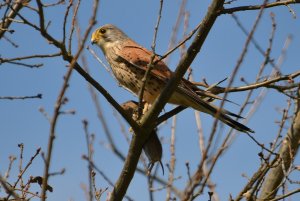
[91,24,254,133]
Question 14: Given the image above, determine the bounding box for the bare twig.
[208,17,278,198]
[270,103,291,153]
[62,0,73,45]
[87,46,111,73]
[40,0,100,200]
[80,49,128,162]
[0,94,42,100]
[0,174,21,200]
[42,0,65,7]
[137,0,164,118]
[269,188,300,201]
[158,21,202,63]
[82,120,94,201]
[156,106,187,125]
[2,60,43,68]
[231,13,276,69]
[68,0,81,53]
[82,156,134,201]
[6,146,41,200]
[11,0,139,133]
[4,155,16,179]
[0,53,61,63]
[3,34,18,47]
[192,71,300,95]
[164,0,188,64]
[166,113,177,200]
[221,0,300,14]
[183,1,268,199]
[0,0,31,39]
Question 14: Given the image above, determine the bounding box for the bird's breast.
[108,61,164,103]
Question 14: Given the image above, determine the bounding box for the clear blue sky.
[1,0,300,200]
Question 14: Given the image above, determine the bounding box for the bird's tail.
[216,111,254,133]
[174,88,254,133]
[198,103,254,133]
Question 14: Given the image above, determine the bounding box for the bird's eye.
[99,28,106,34]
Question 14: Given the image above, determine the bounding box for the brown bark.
[259,87,300,199]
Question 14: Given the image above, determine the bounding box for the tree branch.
[192,70,300,94]
[259,86,300,199]
[40,0,100,200]
[0,0,31,39]
[0,94,42,100]
[221,0,300,14]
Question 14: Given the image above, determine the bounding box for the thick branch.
[259,86,300,199]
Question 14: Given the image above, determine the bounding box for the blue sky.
[1,0,300,200]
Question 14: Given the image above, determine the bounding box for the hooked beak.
[91,39,96,45]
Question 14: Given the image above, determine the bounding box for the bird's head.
[91,24,128,51]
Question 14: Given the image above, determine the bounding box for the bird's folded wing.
[118,43,245,119]
[119,42,225,100]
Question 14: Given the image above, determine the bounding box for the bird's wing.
[117,40,224,101]
[115,41,253,132]
[120,40,173,79]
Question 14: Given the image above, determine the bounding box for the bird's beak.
[91,33,97,45]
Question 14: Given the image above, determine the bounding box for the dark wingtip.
[239,124,255,134]
[221,113,255,134]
